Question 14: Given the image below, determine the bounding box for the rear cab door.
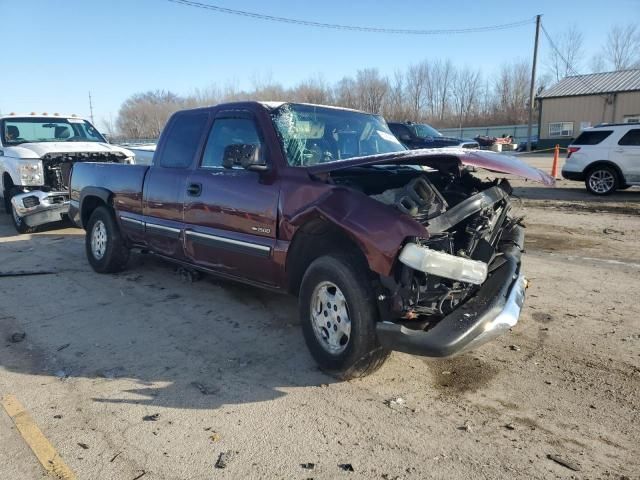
[141,110,210,259]
[183,106,281,286]
[610,127,640,184]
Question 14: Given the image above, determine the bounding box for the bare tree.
[405,61,430,120]
[100,113,118,138]
[116,90,187,139]
[116,54,575,140]
[386,70,410,120]
[452,67,482,128]
[602,24,640,70]
[333,77,358,109]
[189,85,222,107]
[432,60,455,121]
[354,69,389,114]
[291,76,333,104]
[589,54,607,73]
[493,61,530,124]
[546,25,584,81]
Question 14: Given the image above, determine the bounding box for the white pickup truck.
[0,114,135,233]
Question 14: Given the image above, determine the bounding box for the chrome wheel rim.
[589,170,615,194]
[310,281,351,355]
[91,220,107,260]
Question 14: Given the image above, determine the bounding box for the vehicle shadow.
[513,184,640,204]
[0,223,335,411]
[0,216,78,239]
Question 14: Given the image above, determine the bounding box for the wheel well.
[285,218,371,295]
[585,161,625,183]
[81,196,109,228]
[2,173,13,194]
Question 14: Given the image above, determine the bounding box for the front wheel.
[3,190,12,214]
[85,206,130,273]
[9,190,35,234]
[585,166,618,195]
[299,254,390,380]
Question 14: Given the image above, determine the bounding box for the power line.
[167,0,535,35]
[540,24,608,98]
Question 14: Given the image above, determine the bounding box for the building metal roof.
[538,69,640,99]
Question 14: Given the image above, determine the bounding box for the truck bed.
[69,163,149,227]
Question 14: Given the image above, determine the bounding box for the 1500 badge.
[251,226,271,234]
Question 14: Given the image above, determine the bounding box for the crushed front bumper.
[376,226,526,357]
[11,190,69,227]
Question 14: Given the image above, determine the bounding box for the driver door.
[183,110,280,286]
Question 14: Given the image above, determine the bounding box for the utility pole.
[88,91,95,124]
[526,15,541,152]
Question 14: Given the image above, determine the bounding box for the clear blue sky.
[1,0,638,128]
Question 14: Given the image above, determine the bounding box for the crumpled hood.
[307,147,555,186]
[3,142,133,159]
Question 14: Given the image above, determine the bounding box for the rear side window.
[201,118,262,168]
[618,129,640,146]
[157,113,209,168]
[572,130,612,145]
[389,124,411,138]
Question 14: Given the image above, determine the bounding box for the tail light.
[567,146,580,158]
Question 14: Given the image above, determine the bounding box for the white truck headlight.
[19,160,44,185]
[399,243,488,285]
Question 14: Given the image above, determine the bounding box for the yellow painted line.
[1,394,77,480]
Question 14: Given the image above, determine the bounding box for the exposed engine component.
[334,165,519,325]
[370,176,448,221]
[42,152,125,191]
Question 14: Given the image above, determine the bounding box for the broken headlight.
[399,243,488,285]
[19,160,44,185]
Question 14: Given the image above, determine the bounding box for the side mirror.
[399,133,411,142]
[222,144,267,171]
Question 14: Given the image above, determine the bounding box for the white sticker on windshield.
[378,130,401,144]
[67,118,84,123]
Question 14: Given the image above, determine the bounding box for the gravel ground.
[0,157,638,479]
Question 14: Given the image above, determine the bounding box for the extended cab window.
[201,118,262,168]
[158,113,209,168]
[618,129,640,146]
[573,130,612,145]
[389,124,412,139]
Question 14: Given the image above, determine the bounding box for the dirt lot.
[1,154,639,479]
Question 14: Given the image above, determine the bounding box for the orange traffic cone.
[551,144,559,179]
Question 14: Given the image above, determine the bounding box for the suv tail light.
[567,146,580,158]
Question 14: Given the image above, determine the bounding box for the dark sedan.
[388,121,479,150]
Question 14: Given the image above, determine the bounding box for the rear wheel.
[85,206,130,273]
[585,166,618,195]
[299,254,390,379]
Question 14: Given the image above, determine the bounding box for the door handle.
[187,183,202,196]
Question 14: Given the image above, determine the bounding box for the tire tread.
[299,252,390,380]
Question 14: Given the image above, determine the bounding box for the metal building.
[536,69,640,148]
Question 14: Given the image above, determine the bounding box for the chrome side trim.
[185,230,271,252]
[146,222,181,234]
[120,216,145,226]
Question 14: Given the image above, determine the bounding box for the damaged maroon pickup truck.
[69,102,553,378]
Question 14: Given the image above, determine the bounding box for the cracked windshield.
[272,103,405,166]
